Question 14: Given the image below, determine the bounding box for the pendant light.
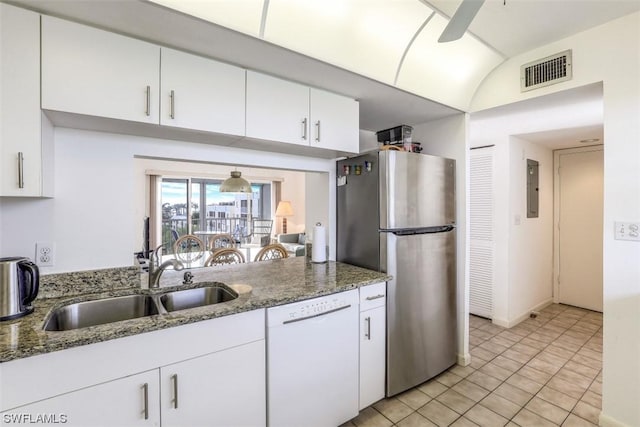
[220,170,252,193]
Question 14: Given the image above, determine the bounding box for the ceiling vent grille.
[520,50,572,92]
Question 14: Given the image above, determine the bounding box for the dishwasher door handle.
[282,304,352,325]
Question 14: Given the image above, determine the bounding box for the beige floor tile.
[479,362,512,381]
[577,348,602,362]
[436,371,464,388]
[547,376,588,399]
[471,329,495,340]
[537,350,569,368]
[563,360,599,380]
[525,396,569,425]
[469,357,488,370]
[373,397,414,423]
[582,341,603,353]
[478,393,521,419]
[398,389,432,410]
[518,365,553,384]
[450,417,479,427]
[501,348,534,364]
[418,399,460,427]
[562,414,598,427]
[464,404,509,427]
[470,347,497,362]
[449,364,476,379]
[351,407,393,427]
[452,380,490,402]
[505,373,544,395]
[470,335,486,347]
[418,380,449,398]
[509,324,537,337]
[396,412,438,427]
[436,389,476,414]
[511,342,540,357]
[526,356,561,376]
[528,332,557,344]
[512,409,557,427]
[519,336,549,350]
[494,382,534,407]
[339,421,357,427]
[488,335,517,349]
[570,354,601,371]
[470,315,491,328]
[479,323,506,335]
[555,368,593,390]
[571,402,600,425]
[466,370,503,391]
[587,380,602,396]
[479,341,509,357]
[579,391,601,410]
[492,355,523,373]
[544,344,576,361]
[496,330,523,344]
[551,338,583,352]
[536,386,578,412]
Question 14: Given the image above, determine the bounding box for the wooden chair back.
[209,233,236,252]
[254,244,289,262]
[204,248,246,266]
[173,234,205,262]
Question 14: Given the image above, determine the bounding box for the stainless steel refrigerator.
[337,150,457,397]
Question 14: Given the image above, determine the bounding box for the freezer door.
[379,151,456,229]
[383,229,457,396]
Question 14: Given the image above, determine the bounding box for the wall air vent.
[520,50,572,92]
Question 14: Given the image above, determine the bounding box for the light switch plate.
[614,222,640,241]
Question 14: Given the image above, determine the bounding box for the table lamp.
[275,201,293,234]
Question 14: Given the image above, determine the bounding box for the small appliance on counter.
[0,257,40,321]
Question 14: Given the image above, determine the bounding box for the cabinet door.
[246,71,310,146]
[41,16,160,124]
[0,4,45,197]
[161,340,266,427]
[160,48,245,136]
[1,370,160,427]
[360,306,386,410]
[310,88,359,153]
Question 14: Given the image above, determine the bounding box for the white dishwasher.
[267,289,359,427]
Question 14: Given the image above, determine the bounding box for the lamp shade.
[220,170,252,193]
[275,201,293,217]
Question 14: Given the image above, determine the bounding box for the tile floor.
[344,303,603,427]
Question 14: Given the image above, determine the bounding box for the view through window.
[161,178,271,250]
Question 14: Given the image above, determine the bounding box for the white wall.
[471,12,640,426]
[0,127,334,273]
[305,172,330,246]
[412,113,470,364]
[507,137,554,323]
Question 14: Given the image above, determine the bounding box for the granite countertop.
[0,258,390,363]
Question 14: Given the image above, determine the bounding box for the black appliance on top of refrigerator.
[337,150,457,397]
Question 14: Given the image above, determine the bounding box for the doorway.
[554,146,604,312]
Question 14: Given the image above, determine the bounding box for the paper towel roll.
[312,222,327,263]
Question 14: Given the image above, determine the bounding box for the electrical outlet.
[614,222,640,241]
[35,241,55,266]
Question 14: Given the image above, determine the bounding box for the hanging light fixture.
[220,170,252,193]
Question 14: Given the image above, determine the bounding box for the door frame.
[552,145,604,304]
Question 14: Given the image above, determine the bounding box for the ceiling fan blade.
[438,0,485,43]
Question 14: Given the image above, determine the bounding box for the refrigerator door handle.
[382,225,455,236]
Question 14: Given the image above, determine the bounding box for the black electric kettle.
[0,257,40,321]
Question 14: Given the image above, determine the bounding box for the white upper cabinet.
[246,71,310,146]
[310,88,359,153]
[160,48,245,136]
[41,16,160,124]
[0,3,52,197]
[246,71,359,153]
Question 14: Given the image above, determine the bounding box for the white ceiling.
[6,0,638,134]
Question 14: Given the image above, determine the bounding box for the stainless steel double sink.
[43,284,238,332]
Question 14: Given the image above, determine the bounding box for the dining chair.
[254,244,289,262]
[173,234,205,263]
[204,248,246,266]
[209,233,236,252]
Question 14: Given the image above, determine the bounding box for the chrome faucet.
[148,244,184,288]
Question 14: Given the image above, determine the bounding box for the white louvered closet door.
[469,147,495,318]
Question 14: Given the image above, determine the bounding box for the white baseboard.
[492,299,554,328]
[599,412,630,427]
[457,353,471,366]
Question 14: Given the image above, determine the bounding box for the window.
[160,178,271,250]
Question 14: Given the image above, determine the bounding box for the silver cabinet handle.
[142,383,149,420]
[315,120,321,142]
[283,304,351,325]
[171,374,179,409]
[365,316,371,340]
[145,85,151,116]
[17,152,24,189]
[301,118,308,140]
[365,294,385,301]
[170,90,175,119]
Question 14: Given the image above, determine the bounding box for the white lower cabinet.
[2,370,160,426]
[359,282,387,410]
[160,340,265,427]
